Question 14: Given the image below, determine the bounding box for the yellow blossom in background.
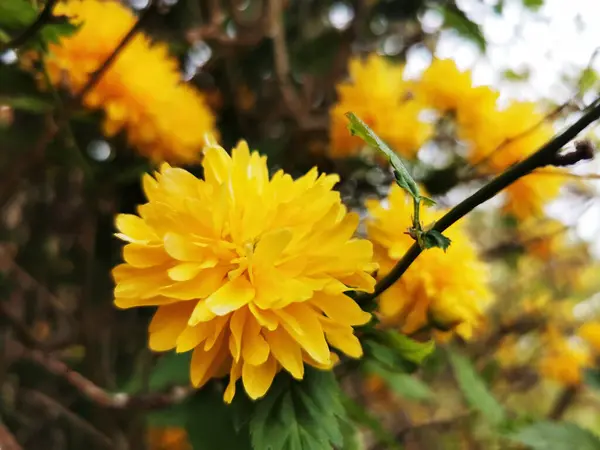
[330,54,433,159]
[538,327,590,386]
[147,427,191,450]
[44,0,216,163]
[366,184,492,339]
[502,171,564,220]
[112,138,376,403]
[578,322,600,354]
[417,59,473,112]
[519,218,566,260]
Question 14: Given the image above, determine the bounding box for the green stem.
[357,99,600,304]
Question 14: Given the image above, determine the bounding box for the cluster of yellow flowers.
[43,0,216,163]
[366,184,492,339]
[113,139,376,402]
[330,56,566,219]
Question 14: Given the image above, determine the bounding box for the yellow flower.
[44,0,216,163]
[417,59,474,112]
[461,101,564,219]
[330,54,433,159]
[538,327,590,386]
[147,427,191,450]
[519,218,565,260]
[113,138,376,402]
[366,184,492,339]
[578,322,600,354]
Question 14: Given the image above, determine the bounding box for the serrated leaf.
[342,396,401,450]
[148,351,191,392]
[345,112,420,201]
[507,421,600,450]
[421,229,452,251]
[579,67,598,93]
[249,368,346,450]
[442,4,486,52]
[186,387,252,450]
[382,330,435,365]
[364,361,433,401]
[523,0,544,11]
[448,349,506,425]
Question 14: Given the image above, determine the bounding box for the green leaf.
[503,68,531,81]
[0,95,54,112]
[345,112,420,201]
[522,0,544,11]
[148,351,192,392]
[442,4,486,52]
[448,349,506,426]
[507,421,600,450]
[342,396,401,450]
[421,229,452,251]
[339,418,363,450]
[186,387,252,450]
[249,368,346,450]
[0,0,36,30]
[364,361,433,402]
[493,0,505,14]
[583,368,600,391]
[579,67,598,93]
[381,330,435,365]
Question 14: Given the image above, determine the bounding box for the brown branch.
[0,115,58,210]
[0,423,23,450]
[357,97,600,305]
[268,0,306,122]
[548,386,580,420]
[16,344,193,410]
[0,0,60,52]
[23,389,113,449]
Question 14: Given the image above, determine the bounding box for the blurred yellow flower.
[417,59,473,112]
[147,427,191,450]
[578,322,600,354]
[44,0,216,163]
[461,101,564,220]
[113,138,376,402]
[330,54,433,159]
[366,184,492,339]
[538,327,590,386]
[519,218,566,260]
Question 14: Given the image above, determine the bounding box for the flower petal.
[205,276,255,316]
[242,355,278,400]
[265,327,304,379]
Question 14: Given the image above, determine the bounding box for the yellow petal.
[176,323,211,353]
[242,356,278,400]
[310,293,372,326]
[325,329,363,358]
[149,303,194,351]
[229,308,248,362]
[224,360,243,404]
[123,244,170,268]
[161,266,229,301]
[188,300,217,326]
[190,332,227,388]
[276,303,331,365]
[168,262,213,281]
[115,214,157,244]
[203,145,231,185]
[253,229,292,267]
[205,276,255,316]
[242,316,270,366]
[249,303,279,331]
[204,315,229,351]
[163,232,208,261]
[265,327,304,379]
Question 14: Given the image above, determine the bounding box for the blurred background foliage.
[2,0,600,449]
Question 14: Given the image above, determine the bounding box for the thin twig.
[0,423,23,450]
[548,386,580,420]
[0,0,59,51]
[69,3,156,108]
[23,389,114,449]
[357,99,600,304]
[16,343,194,410]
